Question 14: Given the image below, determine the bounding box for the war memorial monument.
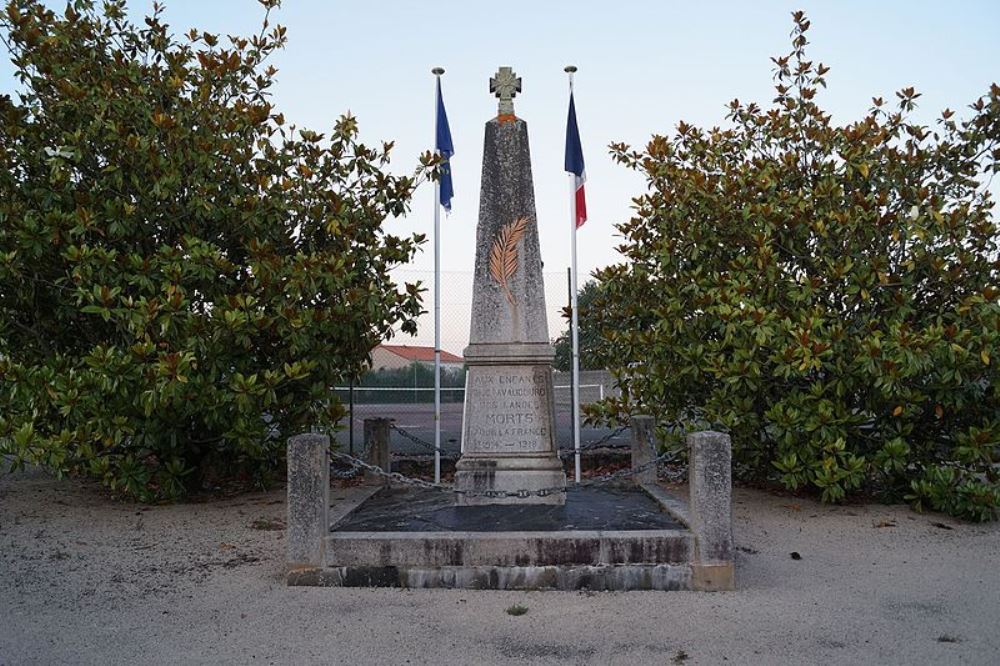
[284,68,735,591]
[454,66,566,505]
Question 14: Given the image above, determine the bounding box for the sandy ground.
[1,467,998,666]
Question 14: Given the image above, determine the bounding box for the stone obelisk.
[455,67,566,506]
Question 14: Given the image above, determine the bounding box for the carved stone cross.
[490,66,521,116]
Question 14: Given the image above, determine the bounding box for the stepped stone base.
[457,355,566,506]
[454,458,566,506]
[288,484,733,591]
[288,563,696,591]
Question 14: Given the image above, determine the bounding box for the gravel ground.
[1,466,998,665]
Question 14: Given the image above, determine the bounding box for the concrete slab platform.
[333,485,684,532]
[289,484,708,591]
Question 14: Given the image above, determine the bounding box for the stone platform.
[285,422,735,592]
[291,484,694,591]
[334,486,683,532]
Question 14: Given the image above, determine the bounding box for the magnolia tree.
[0,0,434,499]
[588,13,1000,520]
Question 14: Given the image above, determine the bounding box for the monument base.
[454,457,566,506]
[287,484,728,591]
[457,347,566,506]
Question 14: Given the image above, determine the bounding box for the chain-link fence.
[327,420,687,491]
[328,444,682,498]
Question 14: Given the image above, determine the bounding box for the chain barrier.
[330,462,363,480]
[333,421,685,486]
[328,429,374,480]
[656,457,688,483]
[389,424,438,453]
[389,424,461,461]
[328,447,681,498]
[558,424,630,458]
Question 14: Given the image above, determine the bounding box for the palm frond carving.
[489,216,528,307]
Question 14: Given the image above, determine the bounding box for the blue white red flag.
[564,91,587,227]
[435,78,454,211]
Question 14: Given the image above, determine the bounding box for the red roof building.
[371,344,464,371]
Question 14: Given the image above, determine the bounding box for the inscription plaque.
[462,365,556,456]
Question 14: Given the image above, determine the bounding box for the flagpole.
[565,65,582,485]
[432,66,444,485]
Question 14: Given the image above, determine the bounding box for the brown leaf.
[489,217,528,306]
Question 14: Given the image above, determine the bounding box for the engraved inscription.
[462,367,554,454]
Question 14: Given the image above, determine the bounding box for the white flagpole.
[432,67,444,484]
[565,66,582,485]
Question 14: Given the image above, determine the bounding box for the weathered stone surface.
[461,365,556,456]
[454,459,566,506]
[639,480,691,527]
[630,415,657,486]
[287,478,708,591]
[332,486,683,533]
[326,530,691,568]
[455,110,565,505]
[300,564,693,591]
[286,433,329,568]
[690,562,736,592]
[688,431,734,574]
[362,418,391,486]
[466,119,549,349]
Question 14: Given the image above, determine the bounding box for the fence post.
[687,431,735,591]
[363,418,392,486]
[286,433,329,571]
[630,415,657,486]
[348,380,355,456]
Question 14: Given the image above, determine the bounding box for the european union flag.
[435,78,454,211]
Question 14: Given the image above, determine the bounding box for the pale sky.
[3,1,999,356]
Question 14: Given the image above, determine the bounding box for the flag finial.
[432,67,445,76]
[489,66,521,116]
[563,65,577,73]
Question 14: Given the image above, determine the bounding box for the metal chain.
[558,424,630,458]
[329,451,457,492]
[390,424,440,454]
[328,448,680,498]
[582,424,630,450]
[336,423,686,484]
[328,428,374,479]
[330,460,363,480]
[392,451,462,462]
[388,423,461,461]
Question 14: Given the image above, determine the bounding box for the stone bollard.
[687,431,735,591]
[629,415,658,487]
[363,418,392,486]
[286,433,330,571]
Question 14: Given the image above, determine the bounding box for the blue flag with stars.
[435,78,454,211]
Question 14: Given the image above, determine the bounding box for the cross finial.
[489,66,521,116]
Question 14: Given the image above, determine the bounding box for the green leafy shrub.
[588,12,1000,520]
[0,0,431,499]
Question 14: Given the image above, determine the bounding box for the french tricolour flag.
[564,91,587,228]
